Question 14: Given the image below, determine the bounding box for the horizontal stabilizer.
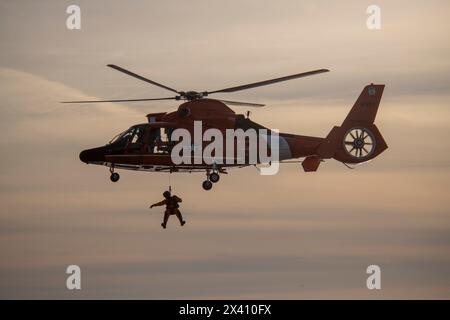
[302,155,321,172]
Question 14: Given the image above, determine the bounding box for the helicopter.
[63,64,387,190]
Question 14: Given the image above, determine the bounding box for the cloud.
[0,67,147,146]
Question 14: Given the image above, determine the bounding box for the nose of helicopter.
[79,146,107,163]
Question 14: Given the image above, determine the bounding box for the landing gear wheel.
[209,172,220,183]
[110,172,120,182]
[202,180,213,190]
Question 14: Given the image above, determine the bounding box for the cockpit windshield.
[109,128,134,144]
[108,125,147,146]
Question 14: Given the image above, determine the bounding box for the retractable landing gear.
[202,180,213,190]
[209,172,220,183]
[110,172,120,182]
[109,166,120,182]
[202,167,220,190]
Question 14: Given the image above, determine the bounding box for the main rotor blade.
[61,97,176,104]
[107,64,180,94]
[207,69,329,94]
[216,99,265,107]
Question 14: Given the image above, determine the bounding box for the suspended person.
[150,191,185,229]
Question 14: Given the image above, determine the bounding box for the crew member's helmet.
[163,191,171,198]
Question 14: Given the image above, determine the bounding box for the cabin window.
[147,127,175,154]
[166,128,175,141]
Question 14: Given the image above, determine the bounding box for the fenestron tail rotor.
[61,65,329,107]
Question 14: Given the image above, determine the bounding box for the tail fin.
[316,84,388,164]
[342,84,384,126]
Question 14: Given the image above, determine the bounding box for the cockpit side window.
[123,126,147,154]
[131,127,145,144]
[121,130,134,143]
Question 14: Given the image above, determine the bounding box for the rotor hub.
[354,138,364,148]
[178,91,208,101]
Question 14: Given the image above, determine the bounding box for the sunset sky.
[1,0,449,298]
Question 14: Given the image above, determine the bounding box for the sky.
[0,0,449,299]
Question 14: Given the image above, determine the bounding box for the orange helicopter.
[64,65,387,190]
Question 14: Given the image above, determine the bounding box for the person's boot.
[181,220,186,226]
[161,222,166,229]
